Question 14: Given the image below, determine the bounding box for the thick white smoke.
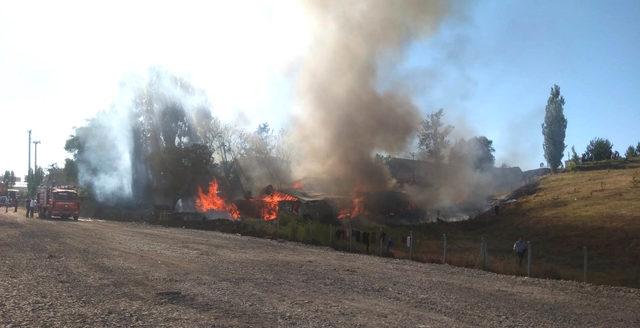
[76,93,135,203]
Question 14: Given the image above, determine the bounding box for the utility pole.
[33,141,41,171]
[27,130,32,173]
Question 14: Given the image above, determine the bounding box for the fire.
[261,191,297,221]
[195,179,240,220]
[338,193,365,220]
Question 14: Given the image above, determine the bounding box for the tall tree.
[542,84,567,171]
[470,136,496,170]
[417,109,453,162]
[63,159,78,184]
[26,167,44,197]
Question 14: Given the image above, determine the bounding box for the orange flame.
[261,191,298,221]
[338,193,365,220]
[195,179,240,220]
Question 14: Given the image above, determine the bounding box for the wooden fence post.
[409,230,414,260]
[378,227,382,256]
[583,246,588,283]
[527,241,532,277]
[480,236,487,270]
[348,219,352,252]
[442,233,447,264]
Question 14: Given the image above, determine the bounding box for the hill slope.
[416,161,640,287]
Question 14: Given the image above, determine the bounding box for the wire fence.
[163,215,640,289]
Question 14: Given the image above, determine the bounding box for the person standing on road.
[513,237,528,267]
[29,198,37,218]
[25,197,31,218]
[13,197,18,212]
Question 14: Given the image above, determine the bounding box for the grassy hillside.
[414,160,640,287]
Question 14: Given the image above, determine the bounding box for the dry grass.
[418,161,640,288]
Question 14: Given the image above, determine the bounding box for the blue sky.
[1,0,639,177]
[404,0,640,168]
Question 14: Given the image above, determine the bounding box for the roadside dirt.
[1,209,638,327]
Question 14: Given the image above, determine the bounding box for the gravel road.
[0,210,638,327]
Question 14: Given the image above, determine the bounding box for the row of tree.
[568,139,640,164]
[541,84,638,170]
[2,170,16,188]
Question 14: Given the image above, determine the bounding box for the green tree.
[418,109,453,162]
[2,170,16,188]
[542,84,568,171]
[582,138,613,161]
[570,145,580,164]
[470,136,495,170]
[26,167,44,197]
[62,159,78,184]
[625,145,637,159]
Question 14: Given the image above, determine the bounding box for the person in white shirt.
[29,198,37,218]
[513,237,528,267]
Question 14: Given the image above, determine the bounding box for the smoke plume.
[74,68,214,204]
[292,0,450,192]
[76,107,133,203]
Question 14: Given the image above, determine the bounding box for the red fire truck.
[37,185,80,220]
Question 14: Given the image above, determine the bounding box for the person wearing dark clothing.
[386,237,394,254]
[25,198,31,218]
[513,237,528,266]
[13,197,18,212]
[362,232,370,253]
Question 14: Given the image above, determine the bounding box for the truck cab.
[38,186,80,220]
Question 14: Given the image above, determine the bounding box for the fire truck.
[36,185,80,220]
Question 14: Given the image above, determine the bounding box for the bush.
[582,138,613,162]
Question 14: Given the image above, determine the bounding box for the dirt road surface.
[0,210,638,327]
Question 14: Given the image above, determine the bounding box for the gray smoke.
[291,0,450,192]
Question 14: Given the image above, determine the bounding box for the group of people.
[3,197,18,213]
[25,197,37,218]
